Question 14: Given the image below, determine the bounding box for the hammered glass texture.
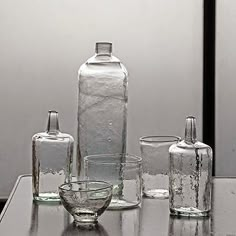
[32,111,74,202]
[59,181,112,225]
[84,154,142,210]
[140,136,180,199]
[169,117,212,217]
[77,42,128,178]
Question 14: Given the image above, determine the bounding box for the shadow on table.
[61,222,109,236]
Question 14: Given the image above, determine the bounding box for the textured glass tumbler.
[84,154,142,210]
[140,136,180,199]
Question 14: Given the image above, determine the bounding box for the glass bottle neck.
[46,110,60,134]
[95,42,112,56]
[184,116,197,143]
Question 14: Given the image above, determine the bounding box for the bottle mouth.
[185,116,197,143]
[48,110,58,114]
[46,110,60,133]
[95,42,112,55]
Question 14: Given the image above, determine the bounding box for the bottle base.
[143,189,169,199]
[170,207,210,217]
[108,197,140,210]
[33,193,61,203]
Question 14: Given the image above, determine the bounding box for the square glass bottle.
[32,111,74,202]
[169,116,212,217]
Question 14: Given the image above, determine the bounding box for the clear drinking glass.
[140,136,180,199]
[77,42,128,178]
[84,153,142,210]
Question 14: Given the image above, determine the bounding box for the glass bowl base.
[170,207,210,217]
[143,189,169,199]
[73,211,98,226]
[73,220,98,229]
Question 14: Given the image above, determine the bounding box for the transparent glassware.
[77,42,128,177]
[32,110,74,202]
[168,215,211,236]
[140,136,180,199]
[84,154,142,210]
[59,181,113,226]
[169,116,212,217]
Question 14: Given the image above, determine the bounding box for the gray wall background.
[216,0,236,176]
[0,0,202,198]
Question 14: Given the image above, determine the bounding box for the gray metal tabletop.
[0,175,236,235]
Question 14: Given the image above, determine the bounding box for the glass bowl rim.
[58,180,113,193]
[140,135,181,143]
[84,153,142,166]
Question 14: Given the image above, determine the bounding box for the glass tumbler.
[84,153,142,210]
[140,136,180,199]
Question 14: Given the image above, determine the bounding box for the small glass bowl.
[59,181,112,226]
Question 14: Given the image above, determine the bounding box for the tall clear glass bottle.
[169,116,212,217]
[32,111,74,202]
[77,42,128,177]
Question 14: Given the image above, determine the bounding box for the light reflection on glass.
[99,207,140,236]
[168,215,211,236]
[28,201,69,235]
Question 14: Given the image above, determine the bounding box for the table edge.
[0,174,31,222]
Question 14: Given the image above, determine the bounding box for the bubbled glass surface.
[169,116,212,217]
[77,42,128,177]
[59,181,112,225]
[32,111,74,202]
[84,154,142,210]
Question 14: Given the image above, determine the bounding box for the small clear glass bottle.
[169,116,212,217]
[32,111,74,202]
[77,42,128,177]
